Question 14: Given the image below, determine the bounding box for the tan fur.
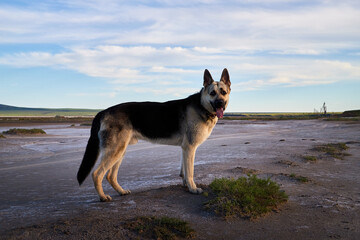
[179,105,218,193]
[201,81,230,114]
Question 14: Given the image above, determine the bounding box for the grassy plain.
[223,112,344,120]
[0,109,100,117]
[1,104,359,123]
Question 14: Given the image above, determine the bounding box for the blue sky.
[1,0,360,112]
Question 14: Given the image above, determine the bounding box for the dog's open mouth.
[216,107,224,118]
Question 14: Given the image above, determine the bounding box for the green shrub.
[303,155,317,162]
[289,173,309,183]
[2,128,46,135]
[0,133,5,138]
[205,175,288,219]
[313,143,350,159]
[125,216,195,240]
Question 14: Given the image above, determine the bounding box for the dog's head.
[201,68,231,119]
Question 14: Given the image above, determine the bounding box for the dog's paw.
[100,195,112,202]
[120,189,131,195]
[189,187,203,194]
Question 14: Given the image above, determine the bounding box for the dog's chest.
[185,114,217,146]
[197,120,216,142]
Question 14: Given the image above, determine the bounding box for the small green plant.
[313,143,350,159]
[205,175,288,219]
[2,128,46,135]
[303,155,317,162]
[289,173,309,183]
[0,133,5,138]
[125,216,195,240]
[277,160,299,167]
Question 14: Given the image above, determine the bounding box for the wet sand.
[0,120,359,239]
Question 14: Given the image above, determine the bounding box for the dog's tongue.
[216,107,224,119]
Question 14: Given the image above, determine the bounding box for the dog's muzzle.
[213,99,225,118]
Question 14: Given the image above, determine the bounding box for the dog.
[77,68,231,201]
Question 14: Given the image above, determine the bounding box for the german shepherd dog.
[77,68,231,201]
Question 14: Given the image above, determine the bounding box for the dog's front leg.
[179,161,186,187]
[181,146,203,194]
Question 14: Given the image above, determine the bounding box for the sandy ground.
[0,119,359,239]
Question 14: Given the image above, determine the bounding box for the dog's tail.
[77,113,102,185]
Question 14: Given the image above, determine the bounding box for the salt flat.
[1,120,359,239]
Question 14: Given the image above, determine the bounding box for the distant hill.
[0,104,47,111]
[0,104,101,117]
[342,110,360,117]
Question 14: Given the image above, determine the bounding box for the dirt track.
[0,120,360,239]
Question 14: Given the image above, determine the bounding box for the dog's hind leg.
[92,153,116,202]
[182,145,203,194]
[92,130,131,202]
[106,152,131,196]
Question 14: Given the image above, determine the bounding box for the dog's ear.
[203,69,214,87]
[220,68,231,87]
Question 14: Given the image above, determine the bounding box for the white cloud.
[233,59,360,91]
[270,49,324,55]
[0,0,360,102]
[113,86,200,97]
[150,66,200,74]
[1,1,359,53]
[192,47,223,54]
[1,45,359,92]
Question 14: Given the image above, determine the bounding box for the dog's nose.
[214,99,224,109]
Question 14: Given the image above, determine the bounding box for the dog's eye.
[220,89,227,95]
[210,90,216,96]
